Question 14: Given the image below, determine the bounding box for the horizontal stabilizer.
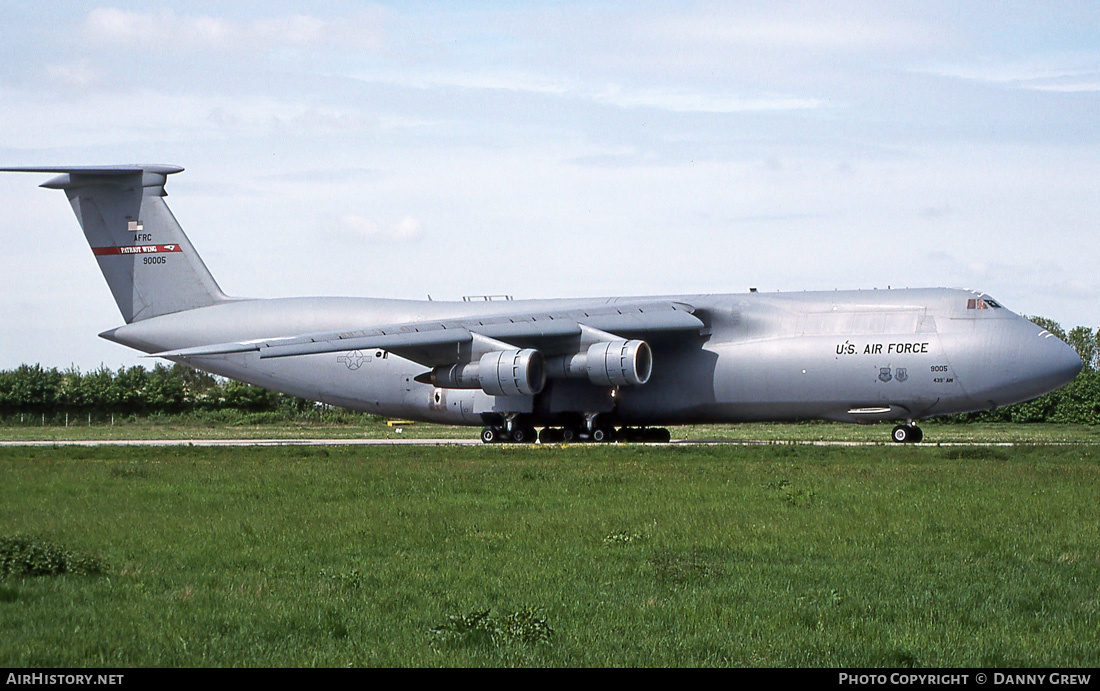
[0,165,184,174]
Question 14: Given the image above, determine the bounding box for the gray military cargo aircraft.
[1,165,1083,443]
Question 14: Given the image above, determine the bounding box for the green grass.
[1,443,1098,667]
[0,411,429,441]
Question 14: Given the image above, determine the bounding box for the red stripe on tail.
[91,244,182,256]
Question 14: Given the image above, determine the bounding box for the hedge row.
[0,363,307,416]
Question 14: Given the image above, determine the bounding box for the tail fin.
[1,165,228,323]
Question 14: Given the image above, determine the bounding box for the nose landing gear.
[890,423,923,444]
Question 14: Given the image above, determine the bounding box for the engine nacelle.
[430,349,546,397]
[478,349,546,396]
[546,339,652,387]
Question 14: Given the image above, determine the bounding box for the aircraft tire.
[891,424,920,444]
[481,426,501,444]
[592,427,615,443]
[561,427,579,442]
[650,428,672,443]
[512,426,536,444]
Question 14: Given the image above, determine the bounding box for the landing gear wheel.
[561,427,579,443]
[512,426,536,444]
[891,424,922,444]
[538,428,561,444]
[649,428,672,443]
[481,426,501,444]
[592,427,615,443]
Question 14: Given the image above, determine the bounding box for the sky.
[1,2,1098,371]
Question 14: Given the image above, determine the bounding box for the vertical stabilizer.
[1,165,228,322]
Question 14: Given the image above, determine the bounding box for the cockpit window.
[967,296,1002,310]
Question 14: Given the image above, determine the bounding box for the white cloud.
[83,7,384,52]
[1026,79,1100,93]
[251,15,327,45]
[366,70,572,97]
[916,54,1100,92]
[634,6,944,54]
[339,214,423,242]
[0,89,378,149]
[592,86,823,113]
[357,69,821,114]
[45,61,102,89]
[85,8,230,48]
[391,217,423,240]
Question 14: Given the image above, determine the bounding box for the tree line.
[1,317,1098,424]
[0,363,311,418]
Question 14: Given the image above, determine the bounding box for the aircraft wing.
[152,300,704,367]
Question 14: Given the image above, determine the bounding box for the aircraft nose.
[993,318,1082,403]
[954,316,1083,409]
[1032,329,1084,392]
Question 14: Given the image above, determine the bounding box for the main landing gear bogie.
[482,425,672,444]
[890,424,923,444]
[480,425,536,444]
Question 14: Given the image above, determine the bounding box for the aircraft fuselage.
[100,287,1082,428]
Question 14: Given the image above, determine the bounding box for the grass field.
[1,437,1098,667]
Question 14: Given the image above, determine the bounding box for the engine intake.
[546,339,652,387]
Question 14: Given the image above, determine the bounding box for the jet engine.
[546,339,652,387]
[430,348,546,396]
